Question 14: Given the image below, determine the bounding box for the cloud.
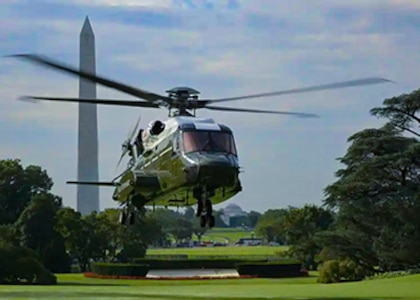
[39,0,240,10]
[76,0,174,8]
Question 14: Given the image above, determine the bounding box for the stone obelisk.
[77,16,99,215]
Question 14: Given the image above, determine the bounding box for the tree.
[55,208,99,272]
[170,218,193,243]
[117,207,162,262]
[0,159,53,224]
[192,217,207,242]
[15,193,70,272]
[322,125,420,271]
[148,208,181,245]
[96,208,123,261]
[183,207,195,221]
[247,210,261,228]
[370,88,420,137]
[255,209,288,243]
[281,204,334,270]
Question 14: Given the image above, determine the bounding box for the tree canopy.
[320,87,420,271]
[0,159,53,224]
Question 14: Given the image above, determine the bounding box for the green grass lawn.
[1,273,419,300]
[146,245,287,257]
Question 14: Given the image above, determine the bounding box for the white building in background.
[220,203,248,227]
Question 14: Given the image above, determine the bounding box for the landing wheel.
[128,211,136,225]
[119,210,127,225]
[196,200,203,217]
[205,199,212,217]
[208,215,215,228]
[200,215,207,228]
[195,187,214,228]
[197,199,214,228]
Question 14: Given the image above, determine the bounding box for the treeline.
[0,162,249,281]
[252,88,420,282]
[0,87,419,284]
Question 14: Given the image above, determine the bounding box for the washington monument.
[77,16,99,214]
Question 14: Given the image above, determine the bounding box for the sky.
[1,0,420,214]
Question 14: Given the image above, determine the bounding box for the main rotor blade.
[19,96,161,108]
[204,105,319,118]
[202,77,392,104]
[8,54,172,105]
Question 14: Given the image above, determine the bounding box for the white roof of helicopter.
[163,116,221,131]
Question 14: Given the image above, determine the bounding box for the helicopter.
[8,54,391,228]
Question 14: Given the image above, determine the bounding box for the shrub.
[339,259,372,281]
[131,258,268,269]
[236,261,302,278]
[91,263,150,277]
[0,243,57,285]
[35,269,57,285]
[317,260,341,283]
[317,259,373,283]
[16,257,45,283]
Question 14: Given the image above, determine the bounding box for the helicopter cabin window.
[183,131,237,155]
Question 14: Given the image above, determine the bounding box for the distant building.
[220,203,249,227]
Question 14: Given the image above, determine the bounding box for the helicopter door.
[171,132,182,181]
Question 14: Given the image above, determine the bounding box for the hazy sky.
[1,0,420,213]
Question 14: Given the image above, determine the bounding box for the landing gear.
[195,187,215,228]
[200,215,206,227]
[119,209,127,224]
[119,194,145,226]
[198,213,215,228]
[119,208,137,225]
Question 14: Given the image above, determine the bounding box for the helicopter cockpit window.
[183,131,237,155]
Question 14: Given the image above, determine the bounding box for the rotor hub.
[166,87,201,116]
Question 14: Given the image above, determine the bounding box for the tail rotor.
[116,115,142,169]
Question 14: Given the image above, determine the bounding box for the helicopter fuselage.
[112,116,242,208]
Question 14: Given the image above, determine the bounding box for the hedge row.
[84,272,256,280]
[236,262,303,278]
[144,255,274,260]
[131,258,268,269]
[90,260,304,279]
[145,254,188,260]
[91,263,149,277]
[366,268,420,281]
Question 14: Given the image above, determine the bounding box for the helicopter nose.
[184,153,239,184]
[197,153,234,167]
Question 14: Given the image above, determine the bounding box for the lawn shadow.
[0,292,409,300]
[58,282,130,287]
